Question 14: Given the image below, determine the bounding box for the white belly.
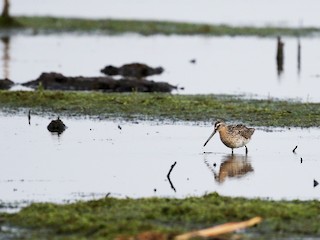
[221,136,250,149]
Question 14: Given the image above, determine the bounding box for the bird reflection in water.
[204,154,253,183]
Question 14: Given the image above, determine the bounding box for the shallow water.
[1,114,320,211]
[2,35,320,101]
[6,0,320,27]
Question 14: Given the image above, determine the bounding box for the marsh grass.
[0,91,319,127]
[0,16,319,37]
[1,193,320,239]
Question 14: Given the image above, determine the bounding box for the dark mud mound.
[0,78,14,89]
[100,63,164,78]
[47,117,66,134]
[22,72,176,92]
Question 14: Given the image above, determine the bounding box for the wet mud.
[22,72,176,92]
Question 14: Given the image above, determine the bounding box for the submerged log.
[100,63,164,78]
[0,78,14,89]
[22,72,176,93]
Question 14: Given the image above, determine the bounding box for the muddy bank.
[22,72,177,92]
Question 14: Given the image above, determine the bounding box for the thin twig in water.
[28,110,31,125]
[167,161,177,178]
[167,161,177,192]
[293,145,298,153]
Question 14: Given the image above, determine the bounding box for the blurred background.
[3,0,320,27]
[1,0,320,101]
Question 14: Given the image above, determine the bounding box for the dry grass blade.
[175,216,262,240]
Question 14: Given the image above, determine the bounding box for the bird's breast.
[219,131,249,148]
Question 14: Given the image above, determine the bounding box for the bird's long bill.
[203,130,216,147]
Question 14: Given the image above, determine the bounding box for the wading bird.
[203,121,255,154]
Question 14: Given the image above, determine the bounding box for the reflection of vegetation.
[1,193,320,239]
[0,91,320,127]
[0,16,319,36]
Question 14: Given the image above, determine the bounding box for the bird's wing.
[230,124,254,139]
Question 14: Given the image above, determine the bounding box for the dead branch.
[175,216,262,240]
[167,161,177,192]
[293,145,298,153]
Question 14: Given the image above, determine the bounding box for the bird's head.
[203,121,226,147]
[214,121,226,131]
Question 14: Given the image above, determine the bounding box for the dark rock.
[101,63,164,78]
[0,78,14,89]
[100,65,119,76]
[47,117,66,134]
[22,72,176,93]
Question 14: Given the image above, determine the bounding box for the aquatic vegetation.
[0,91,319,127]
[1,193,320,239]
[0,16,319,37]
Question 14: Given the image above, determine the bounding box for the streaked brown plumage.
[203,121,255,154]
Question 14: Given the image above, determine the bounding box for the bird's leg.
[231,149,234,155]
[245,146,248,155]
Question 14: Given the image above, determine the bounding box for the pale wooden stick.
[175,216,262,240]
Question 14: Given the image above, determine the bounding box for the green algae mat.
[1,193,320,239]
[0,91,320,127]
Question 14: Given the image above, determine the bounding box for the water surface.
[2,35,320,101]
[1,114,320,211]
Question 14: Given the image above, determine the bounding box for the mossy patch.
[1,193,320,239]
[0,16,319,37]
[0,91,319,127]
